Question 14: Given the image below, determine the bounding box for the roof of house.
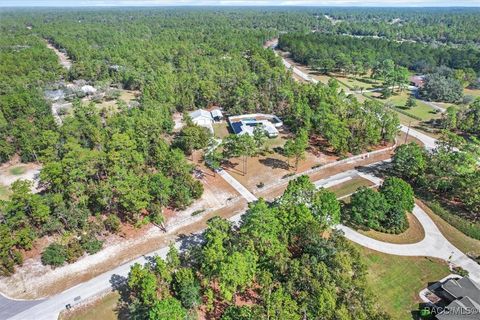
[436,297,480,320]
[410,75,425,87]
[442,277,480,306]
[189,109,212,121]
[436,277,480,320]
[231,119,278,137]
[211,109,223,118]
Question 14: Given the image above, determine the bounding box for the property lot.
[387,92,441,121]
[163,161,241,227]
[59,292,120,320]
[331,73,379,90]
[224,136,338,194]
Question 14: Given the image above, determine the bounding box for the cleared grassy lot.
[328,176,374,199]
[59,292,120,320]
[332,74,379,90]
[9,166,26,175]
[387,92,440,121]
[212,122,230,139]
[356,245,450,320]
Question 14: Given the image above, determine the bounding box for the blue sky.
[2,0,480,6]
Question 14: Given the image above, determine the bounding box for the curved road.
[218,163,480,284]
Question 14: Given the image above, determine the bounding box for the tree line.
[391,138,480,223]
[317,7,480,46]
[278,32,480,76]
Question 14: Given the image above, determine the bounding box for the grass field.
[332,74,379,90]
[328,176,374,199]
[212,122,230,139]
[387,92,440,121]
[59,292,120,320]
[9,166,26,175]
[357,245,450,320]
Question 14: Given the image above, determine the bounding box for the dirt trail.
[44,40,72,70]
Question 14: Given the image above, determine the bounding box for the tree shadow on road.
[356,161,391,179]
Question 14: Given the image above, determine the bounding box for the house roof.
[442,277,480,306]
[189,109,212,121]
[436,297,480,320]
[436,277,480,320]
[211,109,223,118]
[410,75,425,87]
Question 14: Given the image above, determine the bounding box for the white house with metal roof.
[188,108,224,134]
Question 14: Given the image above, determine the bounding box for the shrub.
[66,239,85,263]
[81,237,104,255]
[452,266,469,277]
[41,243,67,267]
[104,214,121,233]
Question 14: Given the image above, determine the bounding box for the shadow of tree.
[355,161,391,179]
[221,159,243,175]
[110,274,130,319]
[259,157,290,170]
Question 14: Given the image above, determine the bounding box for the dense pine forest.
[317,7,480,45]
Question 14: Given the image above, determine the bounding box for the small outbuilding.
[211,108,223,122]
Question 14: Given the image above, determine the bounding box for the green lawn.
[9,166,26,175]
[264,135,287,149]
[356,245,450,320]
[59,292,120,320]
[336,75,379,90]
[387,92,440,121]
[328,176,374,199]
[212,123,230,139]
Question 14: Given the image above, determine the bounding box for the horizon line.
[2,4,480,7]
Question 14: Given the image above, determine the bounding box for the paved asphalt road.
[0,294,43,320]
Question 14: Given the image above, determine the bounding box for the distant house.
[433,277,480,320]
[228,114,283,138]
[410,75,425,88]
[189,109,214,134]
